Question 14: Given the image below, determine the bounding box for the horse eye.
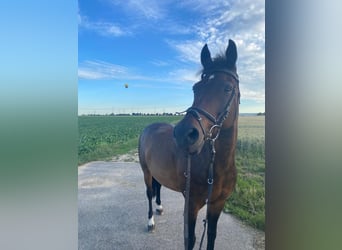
[224,86,233,92]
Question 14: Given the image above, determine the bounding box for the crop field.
[79,116,182,164]
[78,115,265,230]
[224,116,265,230]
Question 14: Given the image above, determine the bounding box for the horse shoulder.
[140,123,186,192]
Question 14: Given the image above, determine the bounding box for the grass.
[78,116,181,165]
[78,115,265,230]
[222,116,265,230]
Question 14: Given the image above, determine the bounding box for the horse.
[138,39,240,250]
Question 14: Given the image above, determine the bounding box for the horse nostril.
[186,128,199,145]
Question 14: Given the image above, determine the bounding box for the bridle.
[186,69,240,141]
[183,69,240,250]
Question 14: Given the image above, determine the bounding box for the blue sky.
[78,0,264,115]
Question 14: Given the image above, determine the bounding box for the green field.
[78,115,265,230]
[225,116,265,230]
[78,116,181,164]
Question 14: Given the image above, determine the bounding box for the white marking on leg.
[148,216,155,226]
[156,204,163,210]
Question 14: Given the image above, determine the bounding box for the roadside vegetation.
[78,116,181,165]
[78,115,265,230]
[224,116,265,230]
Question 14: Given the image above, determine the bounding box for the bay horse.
[139,40,240,250]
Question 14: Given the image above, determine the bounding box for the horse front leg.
[185,203,200,250]
[188,214,197,250]
[206,199,225,250]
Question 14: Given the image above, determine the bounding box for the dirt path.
[78,161,264,250]
[111,149,140,163]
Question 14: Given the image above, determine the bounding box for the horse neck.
[215,121,238,164]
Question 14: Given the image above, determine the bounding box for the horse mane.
[199,53,237,76]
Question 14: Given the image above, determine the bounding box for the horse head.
[174,40,240,154]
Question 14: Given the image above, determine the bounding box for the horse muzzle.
[173,120,204,155]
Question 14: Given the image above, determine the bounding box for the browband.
[202,69,239,82]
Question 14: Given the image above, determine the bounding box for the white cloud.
[79,0,265,108]
[78,69,106,80]
[109,0,165,20]
[178,0,231,14]
[78,60,129,80]
[78,15,129,37]
[168,68,199,84]
[125,0,164,20]
[106,1,193,36]
[170,1,265,58]
[78,59,185,85]
[166,0,265,104]
[149,59,170,67]
[78,59,200,93]
[167,40,204,64]
[240,88,265,103]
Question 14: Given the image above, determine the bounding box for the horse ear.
[226,39,237,67]
[201,44,212,69]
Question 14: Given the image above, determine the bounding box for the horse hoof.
[147,224,155,233]
[156,208,164,215]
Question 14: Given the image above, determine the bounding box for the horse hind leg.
[146,185,155,232]
[144,176,163,232]
[142,168,156,232]
[152,177,164,215]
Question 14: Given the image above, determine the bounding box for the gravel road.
[78,161,264,250]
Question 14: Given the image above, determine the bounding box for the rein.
[183,71,238,249]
